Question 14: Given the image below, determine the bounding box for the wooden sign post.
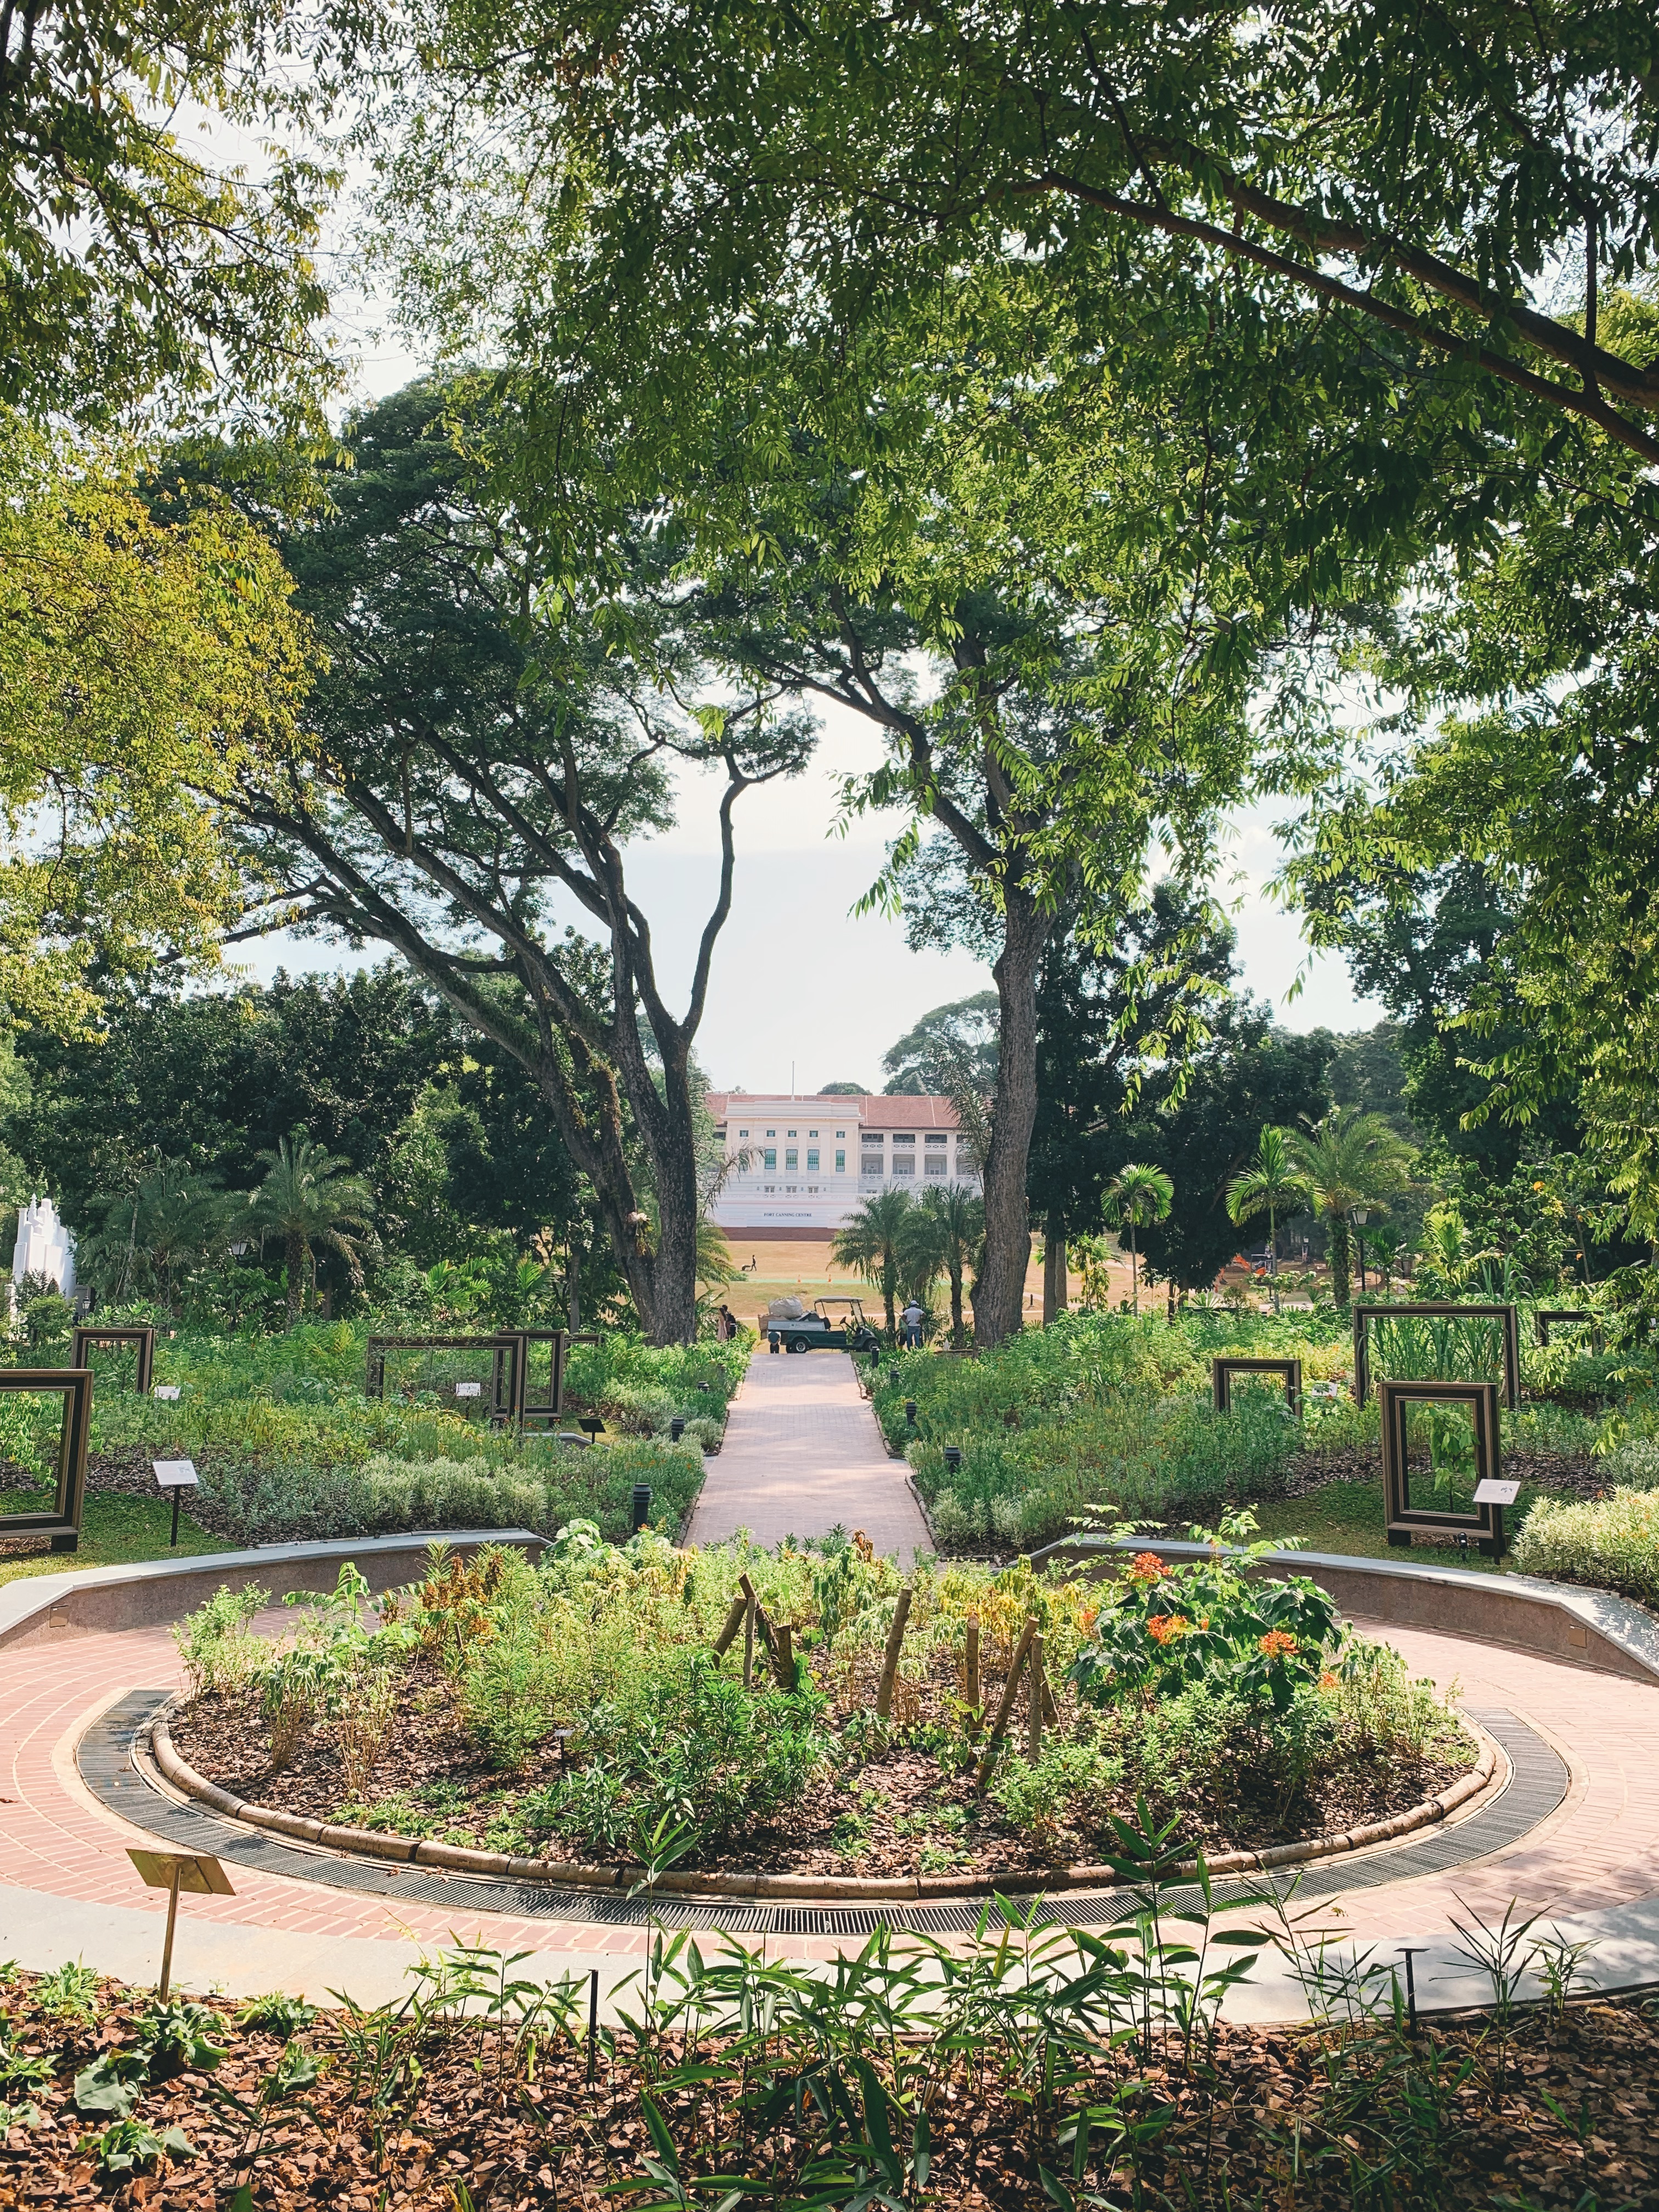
[126,1848,235,2000]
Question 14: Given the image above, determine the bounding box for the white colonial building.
[706,1092,980,1239]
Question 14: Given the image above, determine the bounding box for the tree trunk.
[973,888,1048,1347]
[949,1261,964,1347]
[1329,1214,1352,1310]
[1129,1224,1139,1313]
[1042,1216,1067,1326]
[284,1229,304,1331]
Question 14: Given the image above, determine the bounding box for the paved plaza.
[2,1350,1657,2015]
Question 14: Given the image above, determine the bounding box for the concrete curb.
[1028,1535,1659,1687]
[148,1712,1498,1905]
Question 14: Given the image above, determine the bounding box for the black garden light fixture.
[943,1445,962,1474]
[631,1483,652,1533]
[669,1417,686,1441]
[905,1399,918,1427]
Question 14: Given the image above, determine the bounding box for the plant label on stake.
[153,1385,180,1401]
[153,1459,199,1548]
[455,1381,482,1398]
[1472,1479,1520,1505]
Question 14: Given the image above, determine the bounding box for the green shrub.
[1596,1435,1659,1491]
[171,1584,269,1697]
[1510,1487,1659,1603]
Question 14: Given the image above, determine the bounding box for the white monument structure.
[13,1194,76,1301]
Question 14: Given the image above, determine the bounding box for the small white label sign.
[1473,1477,1521,1505]
[454,1381,483,1399]
[153,1385,180,1401]
[153,1458,199,1489]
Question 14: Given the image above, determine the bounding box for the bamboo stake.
[738,1572,782,1668]
[964,1617,981,1735]
[712,1593,748,1660]
[1026,1633,1045,1762]
[975,1617,1038,1792]
[874,1587,913,1722]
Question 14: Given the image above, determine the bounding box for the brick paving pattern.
[687,1350,932,1562]
[2,1537,1656,1992]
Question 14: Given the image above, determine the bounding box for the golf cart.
[766,1296,879,1354]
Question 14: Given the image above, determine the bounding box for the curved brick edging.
[148,1712,1499,1905]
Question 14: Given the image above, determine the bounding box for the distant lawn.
[1252,1476,1566,1576]
[0,1488,221,1589]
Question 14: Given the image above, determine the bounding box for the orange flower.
[1257,1629,1299,1660]
[1079,1608,1099,1632]
[1127,1552,1168,1584]
[1318,1671,1338,1690]
[1147,1613,1191,1647]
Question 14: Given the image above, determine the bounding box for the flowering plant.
[1068,1510,1342,1713]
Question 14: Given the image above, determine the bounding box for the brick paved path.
[686,1350,932,1562]
[3,1562,1656,2006]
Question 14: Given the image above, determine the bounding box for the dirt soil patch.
[171,1639,1472,1882]
[2,1968,1656,2212]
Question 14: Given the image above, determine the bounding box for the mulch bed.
[2,1968,1656,2211]
[171,1638,1472,1881]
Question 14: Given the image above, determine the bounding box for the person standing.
[900,1299,926,1349]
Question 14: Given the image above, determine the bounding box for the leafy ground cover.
[0,1325,747,1570]
[0,1493,221,1590]
[1,1905,1654,2212]
[168,1529,1471,1883]
[872,1309,1611,1556]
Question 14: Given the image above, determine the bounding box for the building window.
[786,1148,798,1170]
[893,1154,915,1175]
[925,1153,947,1174]
[835,1150,845,1172]
[893,1132,916,1146]
[764,1149,776,1170]
[766,1128,775,1137]
[809,1128,818,1137]
[806,1149,819,1170]
[738,1127,749,1137]
[787,1128,797,1137]
[836,1128,845,1138]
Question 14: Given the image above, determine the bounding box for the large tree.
[0,0,350,429]
[223,382,811,1342]
[0,414,309,1033]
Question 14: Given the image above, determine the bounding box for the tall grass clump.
[1510,1488,1659,1604]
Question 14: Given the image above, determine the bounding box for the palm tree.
[832,1186,913,1338]
[900,1182,984,1347]
[1285,1108,1414,1312]
[1102,1163,1174,1314]
[247,1133,375,1329]
[1226,1127,1312,1311]
[82,1158,230,1311]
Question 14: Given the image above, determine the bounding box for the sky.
[229,160,1385,1092]
[238,695,1383,1093]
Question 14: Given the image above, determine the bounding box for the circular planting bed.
[160,1530,1489,1899]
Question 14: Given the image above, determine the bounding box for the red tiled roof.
[707,1092,961,1130]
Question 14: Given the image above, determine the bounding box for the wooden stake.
[874,1587,913,1722]
[742,1590,755,1690]
[774,1623,795,1690]
[1026,1633,1045,1762]
[712,1594,748,1660]
[157,1864,182,2002]
[975,1617,1038,1792]
[964,1617,981,1734]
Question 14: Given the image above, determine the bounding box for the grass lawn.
[1252,1476,1564,1576]
[0,1488,222,1589]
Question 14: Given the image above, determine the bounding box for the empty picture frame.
[1212,1356,1303,1416]
[1536,1308,1600,1350]
[70,1324,156,1396]
[1379,1377,1506,1556]
[515,1329,569,1429]
[365,1334,525,1427]
[0,1368,93,1552]
[1352,1302,1521,1409]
